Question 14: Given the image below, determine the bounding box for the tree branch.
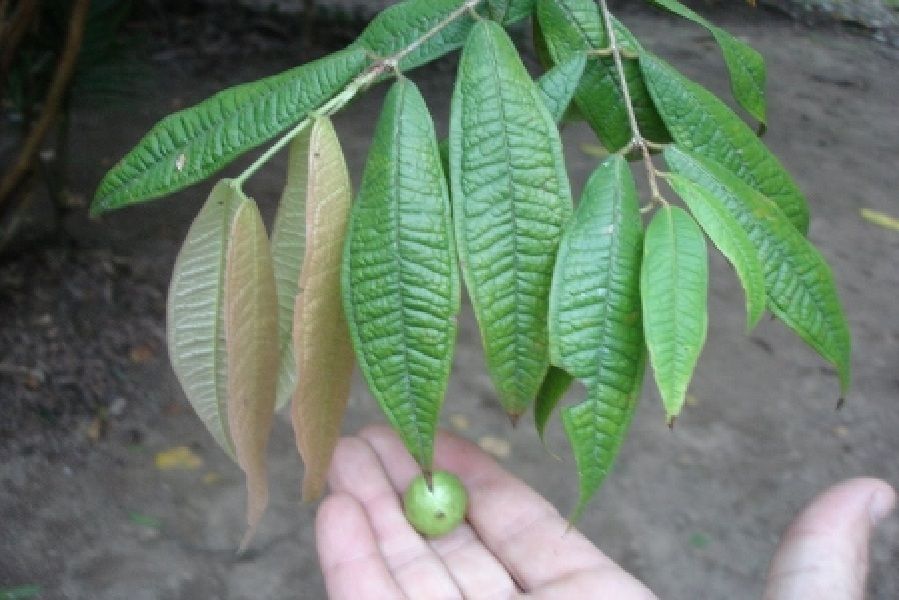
[0,0,90,209]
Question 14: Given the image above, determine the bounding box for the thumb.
[764,477,895,600]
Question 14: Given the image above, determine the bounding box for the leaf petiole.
[235,0,484,188]
[599,0,669,210]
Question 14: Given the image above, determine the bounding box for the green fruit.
[402,471,468,537]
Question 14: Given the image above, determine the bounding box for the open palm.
[316,425,894,599]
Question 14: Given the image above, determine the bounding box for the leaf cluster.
[96,0,851,533]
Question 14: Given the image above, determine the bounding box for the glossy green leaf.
[548,155,644,389]
[343,80,459,470]
[641,205,708,421]
[535,0,669,150]
[640,53,809,233]
[533,366,574,441]
[545,156,645,517]
[166,180,242,459]
[488,0,536,23]
[224,198,279,551]
[535,53,587,124]
[290,118,354,501]
[359,0,531,74]
[563,352,644,522]
[664,146,851,395]
[649,0,766,124]
[666,173,766,331]
[92,46,368,213]
[450,21,573,416]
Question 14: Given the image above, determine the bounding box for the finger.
[327,435,460,599]
[765,477,896,600]
[361,425,647,594]
[358,426,518,599]
[315,492,404,600]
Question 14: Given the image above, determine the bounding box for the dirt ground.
[1,3,898,599]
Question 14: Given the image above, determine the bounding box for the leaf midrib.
[390,86,427,465]
[483,27,530,400]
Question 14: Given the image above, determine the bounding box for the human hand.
[315,425,895,599]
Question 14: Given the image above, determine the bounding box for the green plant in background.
[91,0,851,543]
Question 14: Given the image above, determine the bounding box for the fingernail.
[868,488,896,525]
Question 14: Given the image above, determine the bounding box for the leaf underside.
[641,205,709,421]
[450,20,573,416]
[271,129,311,411]
[290,117,355,501]
[224,199,279,551]
[343,79,459,470]
[664,146,851,395]
[666,173,766,331]
[167,180,242,459]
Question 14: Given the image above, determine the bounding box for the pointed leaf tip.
[225,197,279,548]
[287,117,355,503]
[343,80,459,471]
[641,205,709,420]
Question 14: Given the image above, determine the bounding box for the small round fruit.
[402,470,468,537]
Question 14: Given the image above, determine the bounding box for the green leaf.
[450,21,573,416]
[224,197,279,551]
[546,155,646,518]
[533,366,574,441]
[92,45,368,213]
[640,52,809,233]
[535,0,669,150]
[343,80,459,470]
[648,0,767,124]
[287,117,354,501]
[359,0,532,74]
[167,180,242,458]
[488,0,536,23]
[664,146,851,395]
[535,53,587,124]
[665,172,766,331]
[548,155,644,392]
[563,352,644,522]
[641,205,709,421]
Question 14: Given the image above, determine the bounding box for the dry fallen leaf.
[449,413,470,431]
[155,446,203,471]
[225,198,280,551]
[129,344,155,364]
[290,117,355,502]
[860,208,899,232]
[478,435,511,460]
[202,472,223,485]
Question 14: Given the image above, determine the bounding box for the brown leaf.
[155,446,203,471]
[225,197,280,550]
[290,117,355,502]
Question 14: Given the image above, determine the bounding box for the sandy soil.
[1,4,898,599]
